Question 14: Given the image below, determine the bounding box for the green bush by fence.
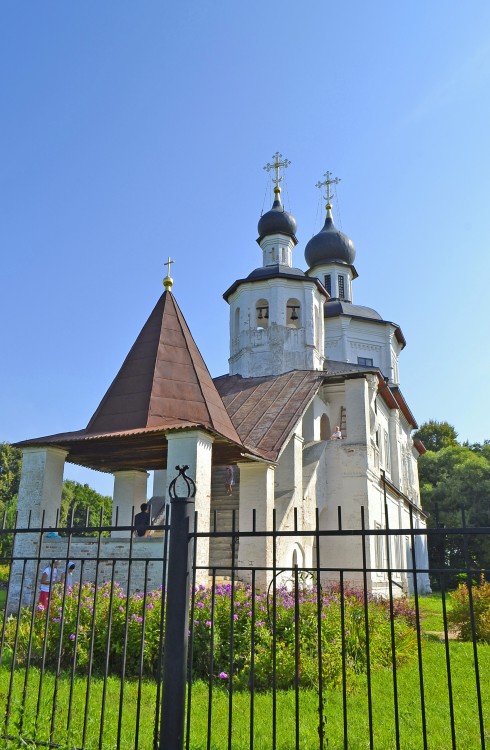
[449,575,490,642]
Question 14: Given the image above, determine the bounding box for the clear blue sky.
[1,2,490,496]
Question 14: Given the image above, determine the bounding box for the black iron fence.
[0,492,488,748]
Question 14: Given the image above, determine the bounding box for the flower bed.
[4,581,417,689]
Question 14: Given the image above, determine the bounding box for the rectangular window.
[338,274,345,299]
[324,274,331,295]
[357,356,374,366]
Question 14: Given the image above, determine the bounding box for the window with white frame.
[324,274,332,295]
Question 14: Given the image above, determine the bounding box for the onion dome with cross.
[304,172,356,270]
[257,152,298,244]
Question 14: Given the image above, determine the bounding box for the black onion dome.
[257,194,297,241]
[304,210,356,268]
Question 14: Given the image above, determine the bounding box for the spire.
[86,291,242,445]
[163,256,174,291]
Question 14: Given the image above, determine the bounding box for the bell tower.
[223,154,328,378]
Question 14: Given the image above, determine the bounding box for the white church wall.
[166,430,214,587]
[388,410,401,486]
[237,462,275,589]
[302,396,329,443]
[228,279,325,376]
[375,397,393,481]
[274,432,303,527]
[325,318,400,386]
[38,537,166,597]
[396,415,420,504]
[9,446,68,611]
[259,233,295,267]
[112,470,149,538]
[321,383,344,440]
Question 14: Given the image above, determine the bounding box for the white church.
[12,156,430,607]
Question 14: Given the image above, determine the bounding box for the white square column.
[166,430,214,587]
[112,470,149,537]
[237,461,275,590]
[10,446,68,611]
[16,446,68,528]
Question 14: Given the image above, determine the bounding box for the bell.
[290,308,298,321]
[257,309,263,320]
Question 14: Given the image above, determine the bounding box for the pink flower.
[69,634,76,640]
[219,672,228,679]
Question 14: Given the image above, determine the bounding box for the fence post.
[159,465,196,750]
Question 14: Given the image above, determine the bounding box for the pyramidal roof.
[86,290,242,445]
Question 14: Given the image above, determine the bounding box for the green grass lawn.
[415,592,449,633]
[0,642,488,748]
[0,594,488,749]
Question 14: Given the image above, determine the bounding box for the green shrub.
[4,582,417,690]
[0,563,10,584]
[448,575,490,642]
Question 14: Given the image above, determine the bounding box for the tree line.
[413,420,490,584]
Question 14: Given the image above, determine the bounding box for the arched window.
[255,298,269,329]
[234,307,240,337]
[286,298,300,329]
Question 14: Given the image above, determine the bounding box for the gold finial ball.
[163,275,173,291]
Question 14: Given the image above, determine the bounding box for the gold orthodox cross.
[315,171,341,206]
[163,256,174,290]
[263,152,291,190]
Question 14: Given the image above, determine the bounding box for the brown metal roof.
[214,371,326,461]
[86,290,242,444]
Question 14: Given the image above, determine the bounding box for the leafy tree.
[413,420,458,453]
[60,480,112,534]
[0,443,22,556]
[0,442,22,509]
[417,434,490,586]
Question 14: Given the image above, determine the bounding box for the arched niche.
[320,414,331,440]
[255,298,269,329]
[286,298,300,329]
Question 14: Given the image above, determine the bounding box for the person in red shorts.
[38,560,59,609]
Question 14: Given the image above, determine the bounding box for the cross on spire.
[163,256,174,291]
[315,170,341,208]
[263,151,291,192]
